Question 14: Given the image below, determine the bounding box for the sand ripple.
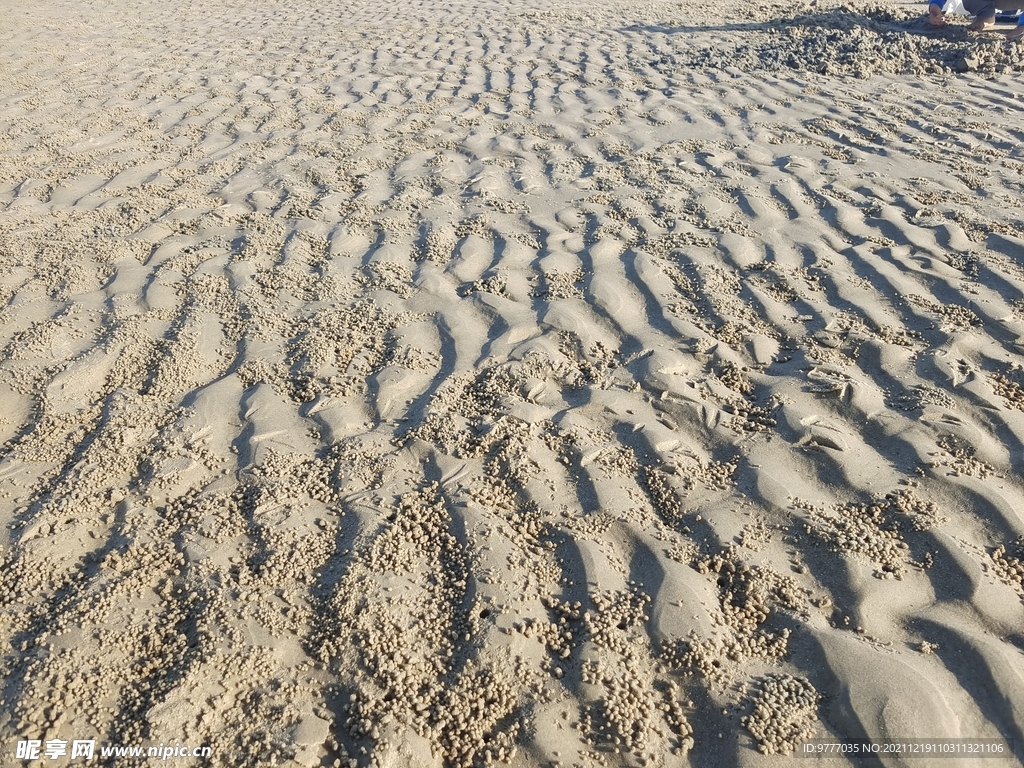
[2,0,1024,765]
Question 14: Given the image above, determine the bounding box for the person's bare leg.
[1008,24,1024,39]
[968,13,996,29]
[929,2,947,25]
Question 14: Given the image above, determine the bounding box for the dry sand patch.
[2,0,1024,765]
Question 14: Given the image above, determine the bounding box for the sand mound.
[654,6,1024,77]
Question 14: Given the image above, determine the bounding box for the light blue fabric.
[935,0,1024,20]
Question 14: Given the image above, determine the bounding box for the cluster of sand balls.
[931,435,1000,479]
[281,299,409,402]
[810,510,907,578]
[428,672,522,768]
[663,549,797,681]
[219,666,309,767]
[469,418,542,496]
[414,380,546,482]
[248,445,366,507]
[696,547,796,631]
[318,486,528,768]
[340,666,523,768]
[7,645,110,737]
[521,588,651,660]
[991,536,1024,590]
[457,363,526,420]
[638,456,737,528]
[742,674,819,755]
[165,486,249,541]
[584,587,652,656]
[456,414,535,461]
[362,485,467,576]
[525,588,696,758]
[642,466,685,526]
[884,489,946,530]
[356,262,416,299]
[465,474,518,512]
[404,411,476,456]
[904,294,981,332]
[682,455,739,493]
[430,675,523,768]
[556,335,619,386]
[0,547,81,632]
[459,272,509,299]
[518,614,576,660]
[578,662,693,757]
[578,661,694,759]
[532,268,587,300]
[716,361,754,395]
[802,491,944,579]
[721,399,777,434]
[990,367,1024,411]
[662,627,789,686]
[3,409,103,505]
[659,681,693,754]
[5,550,205,747]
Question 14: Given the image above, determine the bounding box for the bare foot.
[1008,24,1024,39]
[968,14,996,30]
[928,3,947,26]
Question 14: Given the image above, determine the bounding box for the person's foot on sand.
[928,2,947,26]
[968,13,996,29]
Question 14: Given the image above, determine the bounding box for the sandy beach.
[2,0,1024,765]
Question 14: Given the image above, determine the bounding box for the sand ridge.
[2,0,1024,765]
